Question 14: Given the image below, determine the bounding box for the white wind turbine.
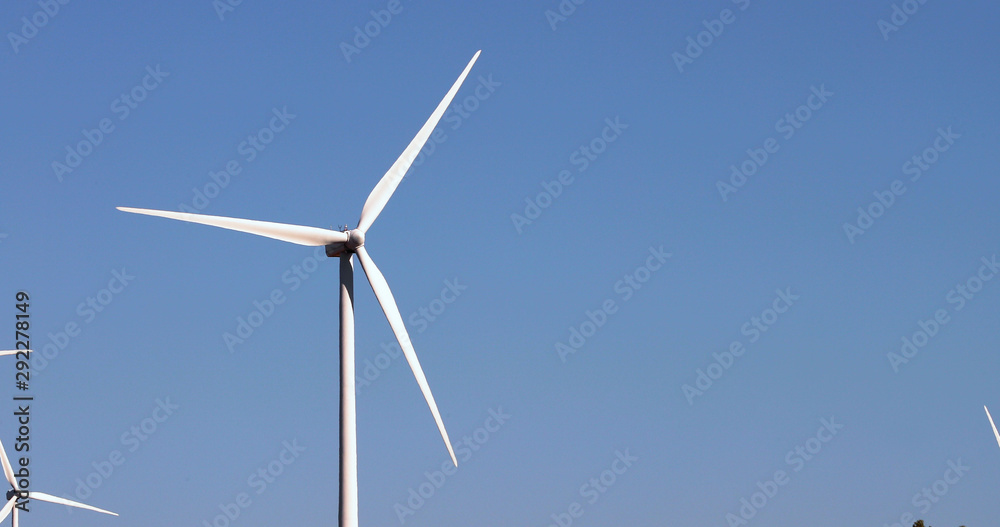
[985,406,1000,450]
[118,51,481,527]
[0,437,118,525]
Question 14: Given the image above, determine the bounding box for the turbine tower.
[119,51,480,527]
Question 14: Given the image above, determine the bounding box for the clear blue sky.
[2,0,1000,525]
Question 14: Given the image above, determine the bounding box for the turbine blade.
[0,498,15,523]
[27,492,118,516]
[986,406,1000,449]
[356,51,481,233]
[117,207,349,246]
[0,437,16,488]
[355,247,457,466]
[0,350,29,357]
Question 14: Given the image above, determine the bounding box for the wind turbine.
[0,437,118,525]
[118,51,481,527]
[985,406,1000,450]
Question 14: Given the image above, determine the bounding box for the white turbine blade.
[986,406,1000,449]
[27,492,118,516]
[356,51,481,233]
[10,504,16,527]
[355,247,458,466]
[0,437,16,488]
[0,350,30,356]
[0,497,15,523]
[117,207,349,246]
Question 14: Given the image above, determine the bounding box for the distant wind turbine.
[0,436,117,525]
[985,406,1000,450]
[118,51,481,527]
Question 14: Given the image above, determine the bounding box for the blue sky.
[2,0,1000,525]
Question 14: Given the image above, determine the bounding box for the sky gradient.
[2,1,1000,525]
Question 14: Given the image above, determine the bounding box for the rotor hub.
[345,229,365,251]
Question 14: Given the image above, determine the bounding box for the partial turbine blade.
[986,406,1000,449]
[0,497,15,523]
[0,437,17,488]
[355,247,457,466]
[0,350,29,357]
[117,207,349,246]
[27,492,118,516]
[356,51,481,233]
[11,504,16,527]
